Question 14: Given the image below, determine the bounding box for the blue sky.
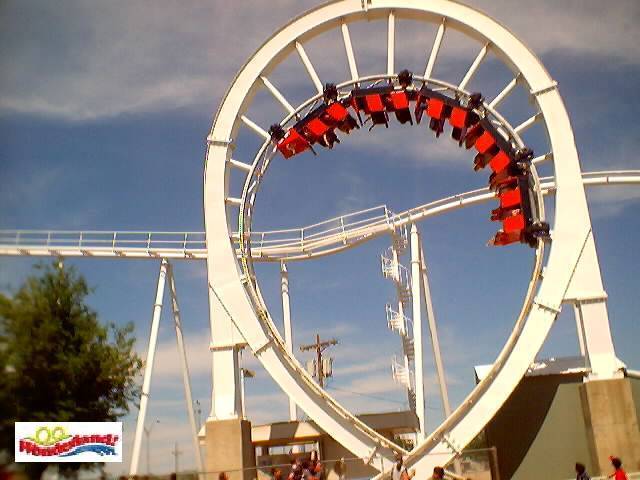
[1,0,639,475]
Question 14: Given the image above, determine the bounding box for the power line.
[326,385,406,405]
[171,442,182,475]
[326,385,443,410]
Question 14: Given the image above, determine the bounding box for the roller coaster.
[2,1,639,478]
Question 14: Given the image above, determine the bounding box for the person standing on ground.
[391,453,415,480]
[608,457,628,480]
[308,450,322,480]
[430,466,445,480]
[333,457,346,480]
[288,458,303,480]
[271,466,283,480]
[575,462,590,480]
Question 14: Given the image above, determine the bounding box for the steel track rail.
[1,171,637,260]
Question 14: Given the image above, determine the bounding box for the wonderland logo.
[18,426,119,458]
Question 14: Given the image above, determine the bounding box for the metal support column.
[240,368,247,419]
[167,264,205,479]
[419,243,452,418]
[281,262,297,421]
[130,259,168,477]
[564,233,624,378]
[573,302,587,358]
[410,224,426,438]
[208,283,244,421]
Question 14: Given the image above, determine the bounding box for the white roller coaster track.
[1,171,638,260]
[202,0,627,476]
[1,0,632,476]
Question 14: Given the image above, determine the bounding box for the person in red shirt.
[608,456,628,480]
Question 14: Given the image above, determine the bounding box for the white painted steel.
[458,43,489,91]
[424,18,446,81]
[0,2,633,472]
[391,242,413,411]
[419,240,452,419]
[532,152,553,165]
[341,21,360,81]
[488,75,519,109]
[229,158,253,172]
[387,10,395,76]
[1,172,638,261]
[240,115,271,141]
[295,41,324,94]
[573,303,587,358]
[203,1,620,476]
[260,76,296,115]
[563,235,623,379]
[410,225,426,438]
[281,262,298,421]
[167,265,205,479]
[514,111,543,135]
[130,259,168,477]
[226,197,243,207]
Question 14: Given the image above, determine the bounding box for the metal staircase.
[380,245,412,306]
[383,229,417,413]
[386,303,408,336]
[391,356,412,388]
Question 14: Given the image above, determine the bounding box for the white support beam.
[281,262,297,421]
[295,41,323,94]
[488,75,519,109]
[240,368,248,419]
[419,243,452,418]
[260,76,296,115]
[458,43,489,91]
[240,115,271,141]
[573,302,587,357]
[225,197,242,207]
[564,233,624,379]
[424,18,446,81]
[532,152,553,165]
[514,111,543,135]
[167,264,205,480]
[387,10,395,77]
[410,225,426,438]
[341,21,359,81]
[130,259,168,477]
[228,158,253,173]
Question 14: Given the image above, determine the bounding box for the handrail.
[1,170,638,261]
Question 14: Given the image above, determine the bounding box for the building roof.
[474,356,589,382]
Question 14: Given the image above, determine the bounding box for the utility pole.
[300,334,338,387]
[240,367,255,418]
[193,399,202,431]
[144,419,160,476]
[172,442,182,477]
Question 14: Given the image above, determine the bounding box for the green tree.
[0,261,143,478]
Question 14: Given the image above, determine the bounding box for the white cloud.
[0,165,64,211]
[1,1,637,122]
[469,0,640,64]
[136,326,212,384]
[587,185,640,220]
[0,0,317,121]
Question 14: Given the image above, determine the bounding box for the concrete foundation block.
[580,377,640,475]
[205,418,256,480]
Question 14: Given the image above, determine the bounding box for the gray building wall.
[484,374,591,480]
[630,377,640,418]
[485,375,640,480]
